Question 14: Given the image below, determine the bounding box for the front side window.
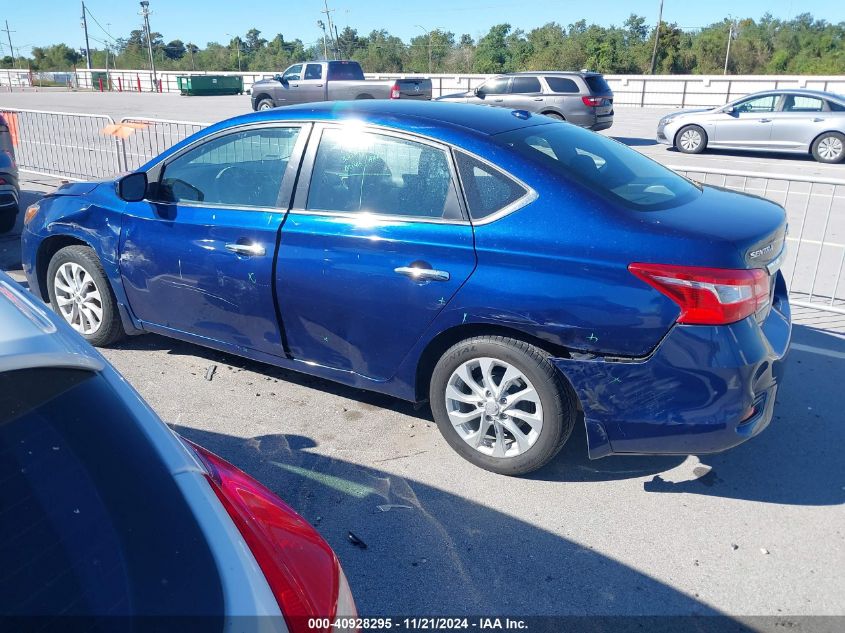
[454,151,529,220]
[282,64,302,81]
[479,77,510,96]
[304,64,323,80]
[782,95,824,112]
[545,77,579,93]
[510,76,542,94]
[158,127,300,207]
[734,95,778,113]
[306,128,462,219]
[496,124,700,211]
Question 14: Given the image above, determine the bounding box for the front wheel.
[46,245,125,346]
[429,336,576,476]
[255,98,275,111]
[675,124,707,154]
[811,132,845,164]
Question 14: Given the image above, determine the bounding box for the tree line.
[3,12,843,75]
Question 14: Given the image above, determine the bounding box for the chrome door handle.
[533,97,543,101]
[394,266,450,282]
[758,118,771,123]
[316,83,323,87]
[225,242,266,256]
[813,117,825,122]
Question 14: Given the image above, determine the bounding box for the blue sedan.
[20,101,791,475]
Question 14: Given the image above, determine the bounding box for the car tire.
[675,124,707,154]
[256,98,275,111]
[811,132,845,164]
[0,205,17,234]
[429,335,576,476]
[542,112,565,121]
[46,245,125,347]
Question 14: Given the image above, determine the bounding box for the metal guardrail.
[0,109,121,180]
[117,117,206,171]
[670,166,845,315]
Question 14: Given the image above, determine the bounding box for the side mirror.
[475,88,484,98]
[117,172,148,202]
[724,105,736,114]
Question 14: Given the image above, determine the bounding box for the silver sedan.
[656,89,845,163]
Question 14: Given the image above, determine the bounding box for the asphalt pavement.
[1,89,843,626]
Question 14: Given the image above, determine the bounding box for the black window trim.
[451,148,538,225]
[143,122,312,213]
[291,122,471,225]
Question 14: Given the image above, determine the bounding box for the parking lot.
[2,90,844,626]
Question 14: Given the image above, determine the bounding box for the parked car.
[0,113,20,233]
[436,71,614,130]
[657,89,845,163]
[21,101,791,475]
[0,270,356,628]
[250,60,432,110]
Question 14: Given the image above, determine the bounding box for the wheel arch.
[414,323,574,403]
[253,93,273,108]
[35,234,92,301]
[673,122,708,148]
[540,110,565,120]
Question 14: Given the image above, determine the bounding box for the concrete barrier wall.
[21,68,845,108]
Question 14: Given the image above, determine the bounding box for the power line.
[84,5,118,44]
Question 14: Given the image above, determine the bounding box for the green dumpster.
[91,71,110,91]
[177,75,243,96]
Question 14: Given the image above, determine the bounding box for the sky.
[2,0,843,55]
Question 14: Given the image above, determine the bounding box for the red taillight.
[582,96,603,107]
[0,177,5,185]
[629,263,770,325]
[189,442,356,632]
[390,83,400,99]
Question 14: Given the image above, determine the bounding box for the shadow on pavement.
[174,424,731,622]
[612,136,659,147]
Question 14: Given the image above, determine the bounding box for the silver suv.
[436,72,614,131]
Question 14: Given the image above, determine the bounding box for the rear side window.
[455,151,529,220]
[307,128,462,219]
[304,64,323,80]
[584,75,611,94]
[545,77,580,93]
[327,62,365,81]
[510,76,542,94]
[783,95,824,112]
[0,368,223,618]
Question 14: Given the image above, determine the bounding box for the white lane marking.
[791,343,845,360]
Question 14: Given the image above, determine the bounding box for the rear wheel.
[675,124,707,154]
[47,245,125,347]
[429,336,576,476]
[811,132,845,164]
[255,98,275,111]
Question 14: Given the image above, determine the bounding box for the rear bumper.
[553,273,791,458]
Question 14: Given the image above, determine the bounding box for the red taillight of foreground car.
[189,443,357,633]
[390,83,401,99]
[581,96,604,107]
[629,263,770,325]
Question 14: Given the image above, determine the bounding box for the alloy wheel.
[679,129,702,152]
[445,357,543,458]
[53,262,103,335]
[818,136,843,161]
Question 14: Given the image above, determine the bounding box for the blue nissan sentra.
[20,101,791,475]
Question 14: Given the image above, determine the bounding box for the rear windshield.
[0,368,224,620]
[496,124,700,211]
[584,75,612,95]
[327,62,365,81]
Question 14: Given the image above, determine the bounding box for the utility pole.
[2,21,17,69]
[649,0,664,75]
[81,2,92,69]
[321,0,337,59]
[415,25,434,73]
[317,21,328,59]
[723,19,736,75]
[139,1,157,88]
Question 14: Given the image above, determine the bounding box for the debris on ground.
[205,365,217,381]
[760,548,770,555]
[348,531,367,550]
[377,504,413,512]
[731,544,739,551]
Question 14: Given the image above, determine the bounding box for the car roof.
[211,100,554,138]
[509,71,601,77]
[0,271,103,374]
[743,88,844,102]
